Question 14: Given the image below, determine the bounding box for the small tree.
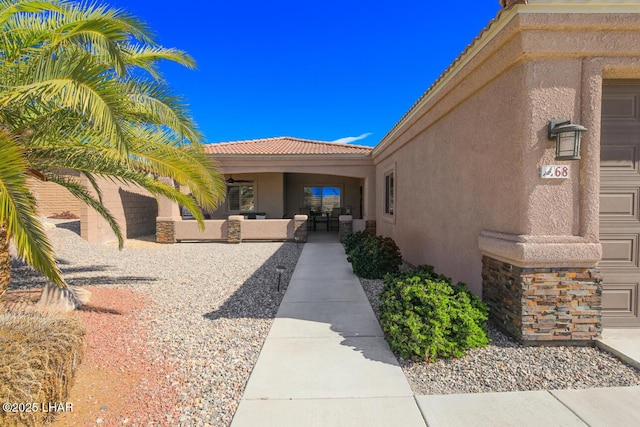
[0,0,225,310]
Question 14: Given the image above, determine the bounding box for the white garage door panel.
[599,189,638,220]
[601,283,639,318]
[600,235,638,266]
[600,82,640,327]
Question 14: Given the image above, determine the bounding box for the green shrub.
[346,234,402,279]
[0,311,85,426]
[379,265,490,361]
[342,230,371,255]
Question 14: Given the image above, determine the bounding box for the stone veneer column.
[156,221,176,244]
[479,231,602,345]
[227,215,243,243]
[482,256,602,344]
[365,220,376,235]
[156,177,180,244]
[293,215,307,243]
[338,215,353,243]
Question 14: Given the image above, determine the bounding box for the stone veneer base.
[156,221,175,244]
[482,256,602,344]
[293,218,308,243]
[227,219,242,243]
[339,220,352,243]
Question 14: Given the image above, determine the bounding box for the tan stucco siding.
[175,220,227,240]
[242,219,294,240]
[29,174,81,218]
[521,58,583,236]
[81,176,157,244]
[375,64,530,292]
[209,172,284,219]
[215,156,376,220]
[373,9,640,293]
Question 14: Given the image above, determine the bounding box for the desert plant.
[342,230,371,254]
[346,234,402,279]
[0,311,85,426]
[379,265,490,361]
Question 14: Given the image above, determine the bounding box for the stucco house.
[35,0,640,343]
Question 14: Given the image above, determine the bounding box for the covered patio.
[155,137,375,243]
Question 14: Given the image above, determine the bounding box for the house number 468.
[540,165,570,179]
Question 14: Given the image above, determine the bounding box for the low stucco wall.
[174,220,227,241]
[172,219,297,241]
[242,219,294,240]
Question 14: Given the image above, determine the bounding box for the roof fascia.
[211,154,372,161]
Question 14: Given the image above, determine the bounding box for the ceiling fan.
[225,175,252,184]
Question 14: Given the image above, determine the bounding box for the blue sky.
[107,1,502,147]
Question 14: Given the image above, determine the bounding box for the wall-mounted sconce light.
[548,119,586,161]
[276,265,285,292]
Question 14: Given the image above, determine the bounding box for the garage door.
[600,81,640,327]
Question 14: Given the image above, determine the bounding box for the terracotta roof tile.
[204,137,373,156]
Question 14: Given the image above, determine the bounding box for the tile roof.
[203,137,373,156]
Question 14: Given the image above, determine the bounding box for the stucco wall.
[242,219,295,240]
[215,155,376,220]
[29,173,81,218]
[81,176,157,244]
[209,172,284,219]
[372,8,640,294]
[175,220,227,241]
[172,218,295,241]
[375,63,529,291]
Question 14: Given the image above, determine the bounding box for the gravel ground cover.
[9,221,302,426]
[360,277,640,395]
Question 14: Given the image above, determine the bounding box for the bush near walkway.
[345,233,402,279]
[342,230,371,255]
[379,265,490,362]
[0,311,85,426]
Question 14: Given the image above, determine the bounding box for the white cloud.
[331,132,372,144]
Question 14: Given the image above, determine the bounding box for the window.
[384,171,394,215]
[227,184,254,211]
[303,186,340,213]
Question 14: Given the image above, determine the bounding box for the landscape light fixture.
[548,119,586,161]
[276,265,285,292]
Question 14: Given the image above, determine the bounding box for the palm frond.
[0,130,65,287]
[121,44,196,77]
[0,0,67,28]
[124,77,202,144]
[46,172,124,248]
[0,51,130,154]
[27,142,220,228]
[82,172,103,203]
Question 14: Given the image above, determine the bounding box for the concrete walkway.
[597,328,640,370]
[232,231,640,427]
[231,231,426,427]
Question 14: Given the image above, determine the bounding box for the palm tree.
[0,0,225,310]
